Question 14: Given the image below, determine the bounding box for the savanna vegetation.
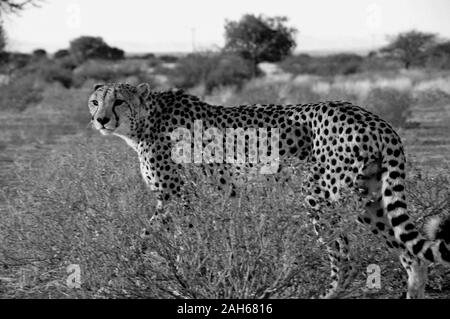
[0,9,449,298]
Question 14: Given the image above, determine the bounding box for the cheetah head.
[88,82,150,136]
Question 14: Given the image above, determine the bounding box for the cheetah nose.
[96,117,110,126]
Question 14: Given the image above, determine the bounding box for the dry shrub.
[414,88,450,106]
[0,75,43,112]
[1,132,449,298]
[363,87,413,127]
[173,52,254,93]
[280,53,364,76]
[72,60,156,88]
[217,80,320,106]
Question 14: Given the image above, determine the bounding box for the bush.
[173,52,254,92]
[283,84,321,104]
[2,132,448,298]
[54,49,70,59]
[0,137,346,298]
[17,60,74,88]
[224,81,287,105]
[363,87,413,127]
[414,88,450,106]
[0,52,31,72]
[56,55,78,71]
[380,30,437,69]
[141,53,156,59]
[318,86,361,104]
[73,60,123,85]
[172,52,214,89]
[0,75,43,111]
[325,54,364,75]
[53,49,79,70]
[32,86,91,127]
[69,36,124,64]
[280,53,364,76]
[224,14,297,69]
[32,49,47,60]
[158,54,179,63]
[426,41,450,69]
[218,80,320,106]
[72,60,157,88]
[361,55,402,73]
[204,54,254,91]
[38,63,73,88]
[279,54,312,75]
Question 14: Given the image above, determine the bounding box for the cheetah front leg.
[305,194,356,299]
[147,194,173,232]
[139,192,172,240]
[139,146,188,234]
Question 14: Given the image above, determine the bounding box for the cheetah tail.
[380,145,450,266]
[424,216,450,243]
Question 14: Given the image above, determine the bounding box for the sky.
[2,0,450,54]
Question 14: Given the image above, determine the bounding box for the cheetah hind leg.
[357,175,428,299]
[360,210,428,299]
[320,234,357,299]
[399,251,427,299]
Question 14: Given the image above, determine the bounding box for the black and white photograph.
[0,0,449,302]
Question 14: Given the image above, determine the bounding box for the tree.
[381,30,437,69]
[0,23,5,52]
[0,24,7,66]
[105,46,125,60]
[0,0,41,56]
[53,49,70,59]
[224,14,297,76]
[174,51,253,92]
[0,0,40,15]
[69,36,124,63]
[426,41,450,69]
[32,48,46,59]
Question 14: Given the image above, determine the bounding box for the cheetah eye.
[91,100,98,106]
[113,99,125,107]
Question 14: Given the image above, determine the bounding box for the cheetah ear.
[136,83,150,99]
[93,83,104,91]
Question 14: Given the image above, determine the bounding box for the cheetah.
[88,82,450,299]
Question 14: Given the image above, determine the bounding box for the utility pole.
[191,27,196,52]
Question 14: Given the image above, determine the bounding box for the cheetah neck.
[114,99,156,152]
[114,133,139,151]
